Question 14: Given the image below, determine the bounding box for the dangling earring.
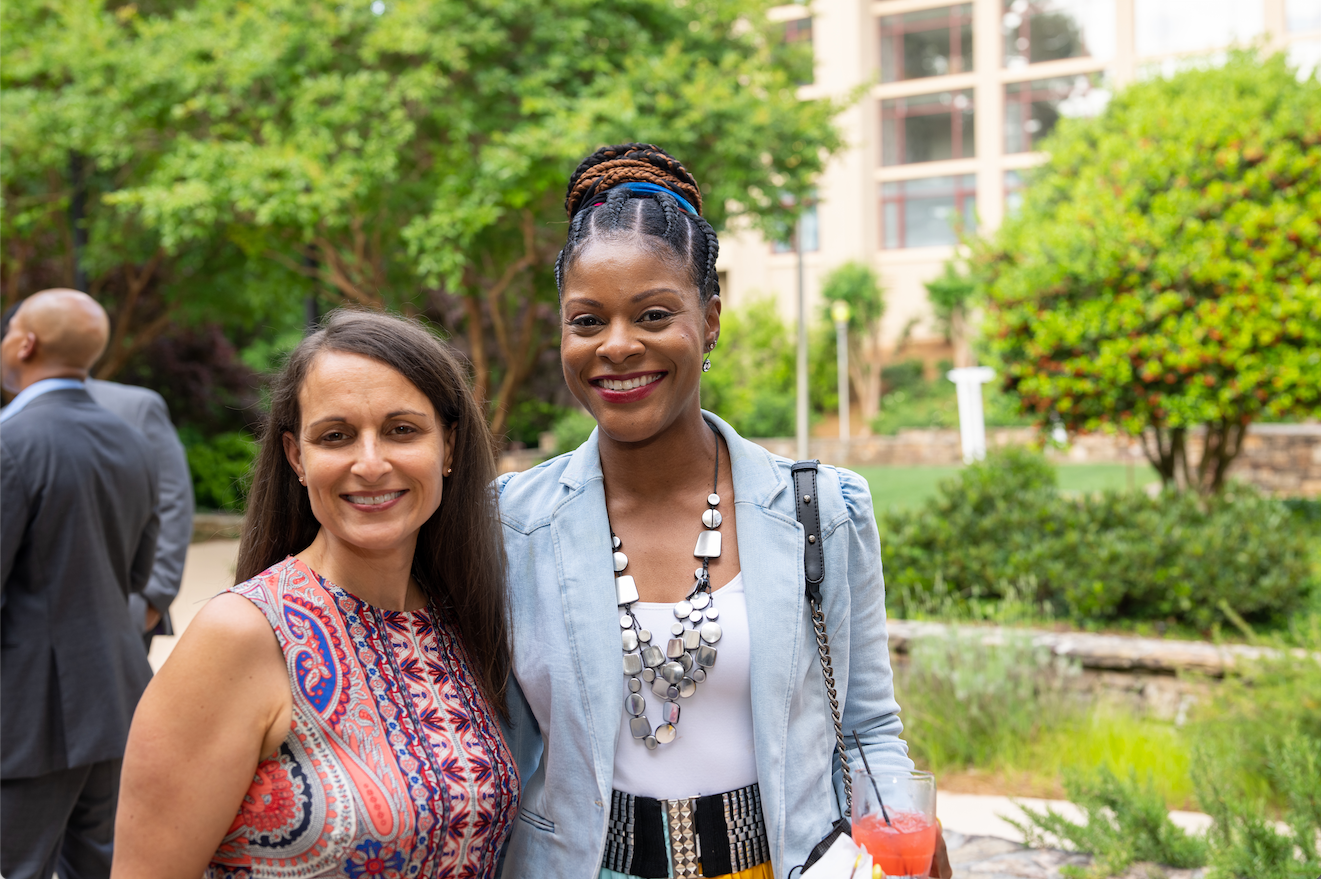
[702,341,715,373]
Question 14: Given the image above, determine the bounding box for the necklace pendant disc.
[613,552,629,573]
[695,644,718,668]
[612,535,622,549]
[705,607,719,620]
[630,716,652,739]
[691,668,707,683]
[655,723,677,744]
[626,693,646,716]
[622,629,639,651]
[678,653,694,673]
[642,645,665,668]
[673,599,693,619]
[693,530,722,559]
[700,621,722,644]
[628,677,642,693]
[662,701,681,724]
[682,629,702,651]
[623,654,643,676]
[678,678,697,698]
[691,592,710,610]
[641,667,656,682]
[644,735,658,750]
[616,576,639,606]
[688,610,703,624]
[708,493,721,506]
[702,509,723,529]
[666,638,685,659]
[660,661,685,684]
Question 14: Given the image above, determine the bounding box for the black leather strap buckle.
[791,460,824,604]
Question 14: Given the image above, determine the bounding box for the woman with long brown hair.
[112,309,519,878]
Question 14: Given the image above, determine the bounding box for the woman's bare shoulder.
[157,592,285,683]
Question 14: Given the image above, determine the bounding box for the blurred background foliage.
[973,52,1321,495]
[880,448,1320,634]
[1,0,844,491]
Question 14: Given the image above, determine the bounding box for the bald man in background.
[1,289,158,879]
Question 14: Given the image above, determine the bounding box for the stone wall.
[746,423,1321,496]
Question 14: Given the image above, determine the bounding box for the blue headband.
[592,181,701,217]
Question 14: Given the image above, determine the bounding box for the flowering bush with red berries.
[975,52,1321,494]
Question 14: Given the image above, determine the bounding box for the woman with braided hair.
[495,144,950,879]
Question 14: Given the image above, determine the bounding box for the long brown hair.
[236,308,510,719]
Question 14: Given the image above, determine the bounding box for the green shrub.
[870,370,1032,435]
[880,359,925,394]
[180,427,256,512]
[895,632,1080,773]
[700,297,837,437]
[502,398,566,448]
[881,448,1317,629]
[1008,767,1208,878]
[550,409,597,455]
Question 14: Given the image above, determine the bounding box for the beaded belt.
[603,783,770,878]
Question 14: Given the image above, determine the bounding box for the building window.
[879,4,974,83]
[881,174,977,249]
[1134,0,1264,57]
[772,199,820,253]
[1289,0,1321,32]
[1005,170,1026,215]
[784,16,813,45]
[782,16,814,84]
[1004,74,1107,153]
[1002,0,1116,68]
[1289,40,1321,79]
[881,90,975,166]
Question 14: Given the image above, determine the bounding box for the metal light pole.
[795,217,809,461]
[831,299,851,459]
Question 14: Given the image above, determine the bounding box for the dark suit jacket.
[0,387,158,778]
[86,378,194,637]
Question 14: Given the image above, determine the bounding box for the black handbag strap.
[791,461,825,602]
[790,460,853,818]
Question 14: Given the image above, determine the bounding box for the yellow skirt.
[600,863,774,879]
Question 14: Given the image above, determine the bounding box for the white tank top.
[611,572,757,799]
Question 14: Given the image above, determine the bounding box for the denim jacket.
[495,413,912,878]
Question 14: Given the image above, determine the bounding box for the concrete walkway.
[157,541,1215,877]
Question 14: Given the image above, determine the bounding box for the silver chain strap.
[810,599,852,811]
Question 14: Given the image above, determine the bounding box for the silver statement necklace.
[612,424,724,750]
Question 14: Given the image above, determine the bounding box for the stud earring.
[444,466,452,476]
[298,475,305,485]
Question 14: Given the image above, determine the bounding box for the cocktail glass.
[849,769,938,879]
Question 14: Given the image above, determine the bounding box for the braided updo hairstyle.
[555,143,721,304]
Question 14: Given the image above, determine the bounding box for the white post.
[947,366,996,464]
[796,217,809,461]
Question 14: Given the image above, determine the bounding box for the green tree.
[820,260,886,431]
[974,52,1321,493]
[924,258,977,368]
[2,0,844,437]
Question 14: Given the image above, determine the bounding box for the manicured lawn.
[855,461,1161,512]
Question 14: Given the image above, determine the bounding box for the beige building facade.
[716,0,1321,364]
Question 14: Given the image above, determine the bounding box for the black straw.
[851,730,892,826]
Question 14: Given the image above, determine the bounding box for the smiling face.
[560,237,720,445]
[282,351,454,560]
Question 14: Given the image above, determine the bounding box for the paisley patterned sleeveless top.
[207,557,520,879]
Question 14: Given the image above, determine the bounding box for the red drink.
[851,810,938,877]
